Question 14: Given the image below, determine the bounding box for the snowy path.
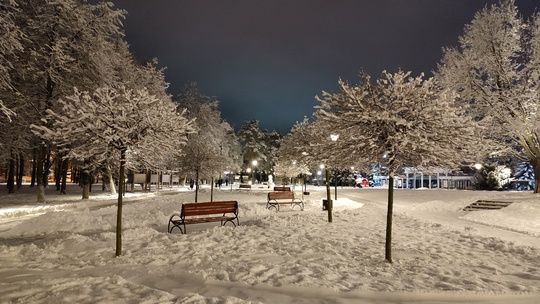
[0,186,539,303]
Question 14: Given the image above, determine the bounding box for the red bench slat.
[266,191,304,212]
[168,201,239,234]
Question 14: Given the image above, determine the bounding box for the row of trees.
[0,1,246,257]
[2,0,538,260]
[271,0,540,263]
[0,0,283,256]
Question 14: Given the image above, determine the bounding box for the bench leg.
[168,224,185,234]
[168,220,185,234]
[221,219,237,227]
[291,202,304,211]
[267,203,279,212]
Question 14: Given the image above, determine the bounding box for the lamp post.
[252,160,258,184]
[246,168,252,185]
[330,134,339,201]
[473,163,482,190]
[300,151,309,197]
[320,164,332,222]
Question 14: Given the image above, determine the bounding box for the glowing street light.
[251,160,258,184]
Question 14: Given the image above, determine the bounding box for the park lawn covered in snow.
[0,184,539,304]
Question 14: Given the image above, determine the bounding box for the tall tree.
[174,83,239,201]
[33,86,194,256]
[6,0,125,202]
[275,118,322,186]
[260,130,281,176]
[315,70,478,263]
[237,120,282,180]
[238,120,266,170]
[436,0,540,192]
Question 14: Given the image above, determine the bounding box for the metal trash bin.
[322,199,332,211]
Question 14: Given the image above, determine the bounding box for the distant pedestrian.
[189,179,194,190]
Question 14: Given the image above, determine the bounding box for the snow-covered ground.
[0,184,539,303]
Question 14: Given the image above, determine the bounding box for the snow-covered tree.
[33,86,194,256]
[275,118,326,188]
[0,0,23,121]
[315,70,479,263]
[286,117,365,172]
[3,0,126,202]
[273,158,311,186]
[237,121,282,179]
[237,120,267,173]
[174,83,239,202]
[436,0,540,192]
[474,164,512,190]
[260,130,281,175]
[512,161,534,190]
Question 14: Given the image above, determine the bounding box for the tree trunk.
[44,147,52,187]
[533,159,540,194]
[55,155,62,191]
[31,147,37,187]
[81,168,91,199]
[82,183,90,199]
[36,144,46,203]
[60,158,68,194]
[195,169,200,203]
[334,170,338,200]
[210,176,214,202]
[385,175,394,263]
[326,168,332,223]
[106,163,117,195]
[116,148,126,257]
[7,153,15,194]
[17,153,24,189]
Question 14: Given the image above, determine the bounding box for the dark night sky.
[101,0,537,134]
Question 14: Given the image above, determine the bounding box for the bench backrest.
[182,201,238,217]
[268,191,294,200]
[273,186,291,192]
[239,184,251,189]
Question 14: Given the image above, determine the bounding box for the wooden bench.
[168,201,239,234]
[273,186,291,191]
[239,184,251,190]
[267,191,304,211]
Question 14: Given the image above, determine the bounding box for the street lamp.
[330,134,339,201]
[246,168,252,185]
[252,160,258,184]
